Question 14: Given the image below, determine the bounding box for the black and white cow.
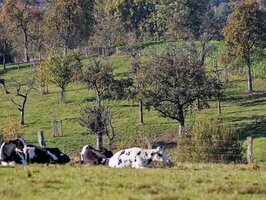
[0,138,70,165]
[80,145,113,165]
[108,146,170,168]
[0,137,28,166]
[26,145,70,164]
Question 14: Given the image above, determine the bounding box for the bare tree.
[79,104,115,150]
[9,79,35,125]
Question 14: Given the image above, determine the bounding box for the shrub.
[176,118,245,163]
[0,128,3,143]
[79,104,114,149]
[0,116,21,141]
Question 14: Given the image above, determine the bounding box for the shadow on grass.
[81,94,125,104]
[226,108,266,115]
[240,99,266,107]
[118,104,138,108]
[225,91,266,102]
[238,121,266,139]
[222,115,266,140]
[0,63,31,75]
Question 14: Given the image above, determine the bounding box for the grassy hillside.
[0,43,265,162]
[0,163,265,200]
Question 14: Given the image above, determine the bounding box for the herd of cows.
[0,137,171,168]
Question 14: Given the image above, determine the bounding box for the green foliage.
[46,52,82,103]
[222,0,266,92]
[79,105,111,135]
[143,44,217,134]
[176,118,245,163]
[47,53,82,90]
[215,2,233,27]
[0,21,14,67]
[79,104,114,148]
[222,0,265,60]
[145,0,214,39]
[0,41,265,162]
[34,63,49,88]
[81,59,114,106]
[109,0,156,37]
[44,0,95,52]
[1,0,42,61]
[92,1,126,49]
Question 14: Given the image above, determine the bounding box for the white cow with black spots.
[108,146,170,168]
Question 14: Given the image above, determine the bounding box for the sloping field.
[0,43,266,162]
[0,164,265,200]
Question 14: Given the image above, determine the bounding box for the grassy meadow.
[0,42,266,199]
[0,43,265,161]
[0,163,266,200]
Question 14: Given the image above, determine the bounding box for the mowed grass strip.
[0,164,265,200]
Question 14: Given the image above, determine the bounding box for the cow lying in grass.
[0,137,70,165]
[0,137,28,166]
[108,146,170,168]
[80,145,113,165]
[26,145,70,164]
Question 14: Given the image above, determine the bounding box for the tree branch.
[10,98,22,109]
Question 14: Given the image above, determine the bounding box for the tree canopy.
[44,0,95,54]
[222,0,266,93]
[144,44,217,136]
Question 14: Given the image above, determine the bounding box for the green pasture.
[0,163,265,200]
[0,42,266,163]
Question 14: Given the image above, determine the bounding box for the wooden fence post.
[52,120,57,137]
[247,136,253,165]
[38,131,46,148]
[52,120,63,137]
[59,120,63,136]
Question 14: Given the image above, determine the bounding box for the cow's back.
[108,147,141,168]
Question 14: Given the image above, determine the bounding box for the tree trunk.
[20,95,28,125]
[59,87,65,104]
[40,86,45,95]
[247,49,253,93]
[3,54,6,71]
[96,91,101,107]
[38,51,42,61]
[217,97,221,115]
[20,109,25,125]
[96,133,103,150]
[3,42,7,70]
[40,83,49,95]
[22,28,29,62]
[224,66,228,83]
[45,84,49,94]
[178,108,185,137]
[139,97,144,125]
[63,45,68,56]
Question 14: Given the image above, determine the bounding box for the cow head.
[99,148,113,158]
[150,146,170,163]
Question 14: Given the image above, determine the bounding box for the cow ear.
[156,146,162,151]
